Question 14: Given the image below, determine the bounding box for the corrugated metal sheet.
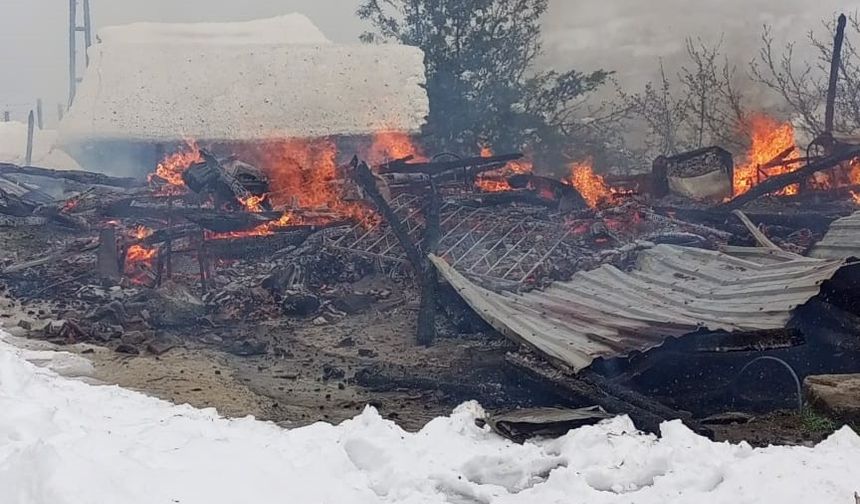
[432,244,847,372]
[810,211,860,259]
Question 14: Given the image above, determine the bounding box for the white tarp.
[59,15,428,145]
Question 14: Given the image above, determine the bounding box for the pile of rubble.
[3,125,860,435]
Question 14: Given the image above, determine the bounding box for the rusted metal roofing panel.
[432,244,847,372]
[810,211,860,259]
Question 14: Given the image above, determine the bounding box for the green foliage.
[357,0,609,165]
[800,407,838,434]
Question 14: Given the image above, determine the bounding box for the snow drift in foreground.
[1,334,859,504]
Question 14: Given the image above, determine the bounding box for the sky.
[0,0,857,125]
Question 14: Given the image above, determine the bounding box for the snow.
[1,330,859,504]
[96,14,331,45]
[59,15,428,146]
[0,122,82,170]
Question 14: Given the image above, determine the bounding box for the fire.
[568,160,613,208]
[475,178,514,192]
[475,145,534,192]
[851,191,860,205]
[148,140,202,193]
[733,115,800,197]
[206,212,294,240]
[132,225,153,240]
[365,132,427,165]
[244,138,338,209]
[124,226,157,283]
[240,194,266,213]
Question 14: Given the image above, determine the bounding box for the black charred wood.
[378,153,524,175]
[507,174,588,211]
[0,162,142,188]
[458,189,559,209]
[205,229,314,260]
[721,147,860,210]
[506,352,709,437]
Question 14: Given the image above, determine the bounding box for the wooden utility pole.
[2,111,9,122]
[68,0,93,107]
[824,14,848,136]
[25,111,35,166]
[68,0,77,106]
[36,99,44,129]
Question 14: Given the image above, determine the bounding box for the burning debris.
[6,10,860,440]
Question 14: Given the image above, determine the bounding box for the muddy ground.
[0,225,850,445]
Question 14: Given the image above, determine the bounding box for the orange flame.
[148,140,202,194]
[240,194,266,213]
[365,132,427,165]
[568,160,612,208]
[206,212,294,240]
[124,226,157,283]
[475,145,534,192]
[733,115,800,197]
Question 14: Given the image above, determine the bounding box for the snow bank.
[0,122,81,170]
[59,15,428,146]
[1,331,859,504]
[96,14,331,45]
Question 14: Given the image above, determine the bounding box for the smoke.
[2,0,859,127]
[541,0,860,94]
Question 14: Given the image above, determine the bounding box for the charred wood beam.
[508,173,588,211]
[685,329,805,353]
[0,163,142,189]
[417,180,441,346]
[383,162,508,187]
[97,228,121,280]
[457,190,559,209]
[352,157,437,346]
[353,158,426,277]
[204,229,314,260]
[655,207,839,234]
[825,14,848,135]
[720,146,860,210]
[1,238,99,275]
[0,186,37,217]
[378,153,524,175]
[506,352,709,436]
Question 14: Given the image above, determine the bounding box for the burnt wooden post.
[57,104,65,122]
[2,111,8,122]
[196,230,210,295]
[25,111,35,166]
[417,180,441,346]
[68,0,77,106]
[82,0,93,64]
[352,157,437,346]
[825,14,848,136]
[165,198,174,279]
[97,228,121,280]
[36,99,44,129]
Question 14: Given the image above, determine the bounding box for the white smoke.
[541,0,860,92]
